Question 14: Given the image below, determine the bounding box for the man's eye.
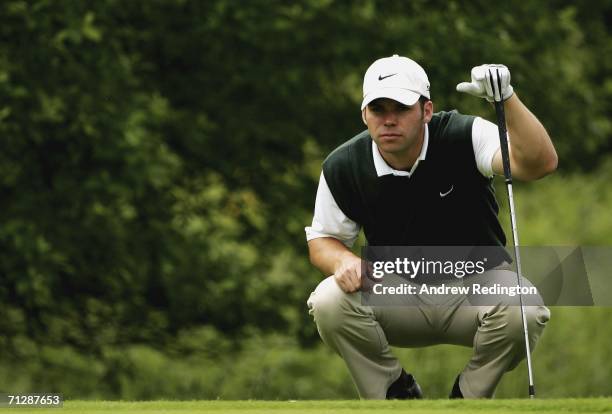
[370,106,383,113]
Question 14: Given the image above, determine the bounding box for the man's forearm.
[308,237,359,276]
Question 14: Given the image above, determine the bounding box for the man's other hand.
[334,255,364,293]
[457,64,514,102]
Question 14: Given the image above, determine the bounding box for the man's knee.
[504,305,550,342]
[482,304,550,349]
[501,305,550,369]
[307,276,356,332]
[527,305,551,331]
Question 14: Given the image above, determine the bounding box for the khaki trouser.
[307,267,550,399]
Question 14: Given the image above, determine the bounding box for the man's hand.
[456,64,514,102]
[333,255,363,293]
[308,237,373,294]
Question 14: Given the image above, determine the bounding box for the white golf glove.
[456,64,514,102]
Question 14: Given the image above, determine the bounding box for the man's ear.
[362,109,367,125]
[423,100,434,124]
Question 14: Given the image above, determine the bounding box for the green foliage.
[503,160,612,245]
[0,333,354,400]
[1,309,611,399]
[0,0,611,400]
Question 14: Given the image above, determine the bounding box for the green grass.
[1,400,611,414]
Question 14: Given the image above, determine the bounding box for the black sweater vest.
[322,110,507,250]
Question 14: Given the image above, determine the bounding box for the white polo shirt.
[305,116,502,247]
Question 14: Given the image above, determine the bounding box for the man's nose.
[383,111,397,126]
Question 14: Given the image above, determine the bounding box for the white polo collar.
[372,124,429,177]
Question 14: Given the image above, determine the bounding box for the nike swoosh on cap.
[378,73,397,81]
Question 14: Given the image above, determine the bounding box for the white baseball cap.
[361,54,430,110]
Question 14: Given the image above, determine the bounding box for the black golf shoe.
[449,374,464,399]
[386,369,423,400]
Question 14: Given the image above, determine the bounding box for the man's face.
[363,98,433,156]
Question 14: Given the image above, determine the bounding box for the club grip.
[494,100,512,183]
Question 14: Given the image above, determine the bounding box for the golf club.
[489,68,536,399]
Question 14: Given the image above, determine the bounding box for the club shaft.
[494,98,536,398]
[506,182,535,398]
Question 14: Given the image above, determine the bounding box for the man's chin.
[376,141,406,154]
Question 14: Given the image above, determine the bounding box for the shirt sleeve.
[305,171,361,248]
[472,116,502,177]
